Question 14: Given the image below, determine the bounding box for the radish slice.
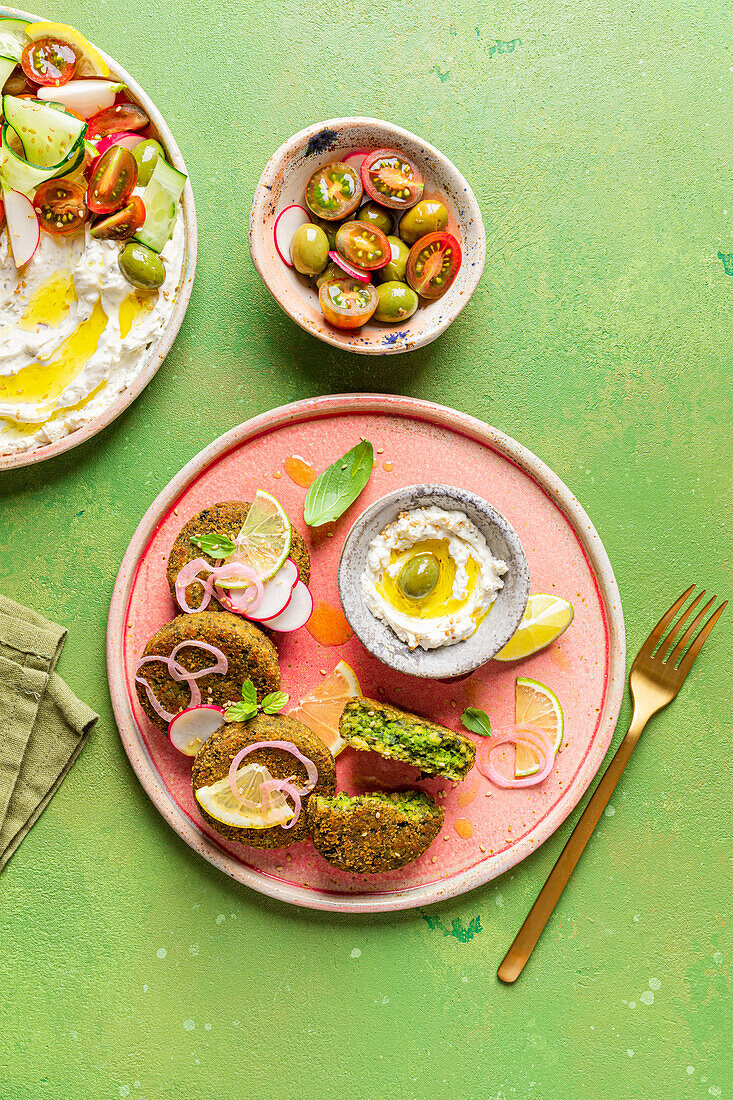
[328,250,371,283]
[342,149,370,171]
[37,80,123,119]
[168,705,225,757]
[94,131,144,154]
[4,190,39,267]
[246,559,299,622]
[265,582,313,632]
[274,204,311,267]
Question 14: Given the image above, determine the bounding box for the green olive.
[119,242,166,289]
[398,200,449,245]
[375,236,409,283]
[316,261,343,288]
[290,223,329,275]
[356,201,393,235]
[374,281,419,323]
[398,553,440,599]
[132,139,165,187]
[309,215,342,248]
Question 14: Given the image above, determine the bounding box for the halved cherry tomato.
[86,146,138,214]
[405,231,462,300]
[361,148,424,210]
[87,103,149,141]
[21,39,77,87]
[33,179,87,235]
[305,162,363,221]
[318,276,378,330]
[335,220,390,271]
[90,195,146,241]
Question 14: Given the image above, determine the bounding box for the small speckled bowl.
[338,484,530,678]
[249,118,485,355]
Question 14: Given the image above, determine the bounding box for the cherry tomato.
[0,198,4,227]
[87,102,149,141]
[86,145,138,214]
[33,179,87,235]
[20,39,77,87]
[305,162,362,221]
[335,220,391,271]
[361,148,424,210]
[318,276,378,330]
[405,232,462,300]
[90,195,146,241]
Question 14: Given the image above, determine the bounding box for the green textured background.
[0,1,731,1097]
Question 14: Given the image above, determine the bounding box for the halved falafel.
[136,611,280,734]
[307,790,444,873]
[192,714,336,848]
[340,697,476,781]
[166,501,311,612]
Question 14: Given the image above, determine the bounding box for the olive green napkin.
[0,594,98,872]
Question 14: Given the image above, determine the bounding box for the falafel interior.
[339,697,476,781]
[307,789,444,874]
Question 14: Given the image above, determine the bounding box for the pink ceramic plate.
[107,395,625,913]
[0,5,197,471]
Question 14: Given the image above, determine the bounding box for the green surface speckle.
[0,0,731,1098]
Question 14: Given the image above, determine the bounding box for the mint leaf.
[461,708,493,738]
[240,680,257,708]
[303,440,374,526]
[225,701,258,723]
[261,691,289,715]
[190,531,237,558]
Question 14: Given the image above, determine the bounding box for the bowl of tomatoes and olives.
[249,117,485,355]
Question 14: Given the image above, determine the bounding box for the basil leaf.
[190,532,237,558]
[240,680,258,708]
[261,691,289,715]
[225,702,258,723]
[303,440,374,526]
[461,708,493,738]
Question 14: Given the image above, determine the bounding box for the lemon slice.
[495,594,574,661]
[514,677,564,778]
[227,490,292,581]
[289,660,361,756]
[24,22,111,77]
[194,762,294,829]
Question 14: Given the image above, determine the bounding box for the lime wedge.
[228,490,292,581]
[495,594,574,662]
[194,762,294,829]
[514,677,564,777]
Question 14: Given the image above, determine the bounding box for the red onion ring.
[476,726,556,788]
[260,778,302,830]
[134,641,228,722]
[174,560,263,615]
[227,740,319,804]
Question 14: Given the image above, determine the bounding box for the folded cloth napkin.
[0,594,98,871]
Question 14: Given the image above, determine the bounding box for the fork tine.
[656,590,706,660]
[666,596,717,667]
[639,584,696,655]
[676,600,728,677]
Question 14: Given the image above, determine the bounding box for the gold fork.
[498,584,727,983]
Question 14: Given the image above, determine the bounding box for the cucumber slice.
[135,157,186,253]
[0,55,16,93]
[0,18,31,37]
[3,95,87,168]
[0,32,23,61]
[0,122,84,194]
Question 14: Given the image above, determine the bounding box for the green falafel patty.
[340,698,476,781]
[167,501,311,611]
[192,715,336,848]
[307,790,444,873]
[135,611,280,734]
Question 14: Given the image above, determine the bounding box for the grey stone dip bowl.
[338,484,530,679]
